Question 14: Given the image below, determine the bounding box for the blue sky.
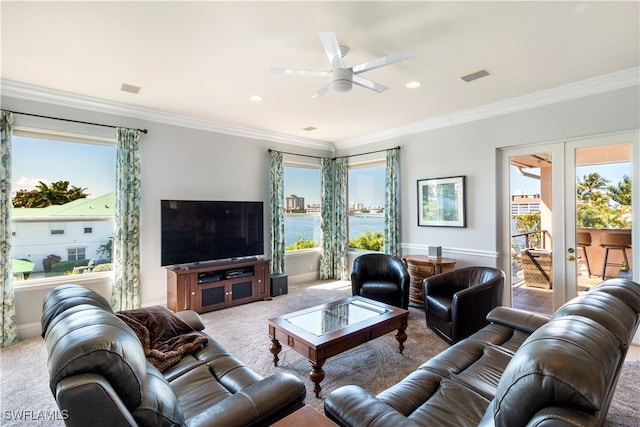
[12,136,116,198]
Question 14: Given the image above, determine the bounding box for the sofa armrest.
[324,385,421,427]
[175,310,205,331]
[184,372,305,427]
[525,407,598,427]
[486,306,549,334]
[56,374,138,427]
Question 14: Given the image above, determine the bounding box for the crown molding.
[334,67,640,150]
[3,66,638,153]
[0,79,335,152]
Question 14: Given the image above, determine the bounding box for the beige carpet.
[1,280,638,426]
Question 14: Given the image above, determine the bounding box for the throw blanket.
[116,306,208,372]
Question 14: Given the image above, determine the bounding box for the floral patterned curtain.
[270,150,285,274]
[384,148,400,256]
[320,158,348,280]
[112,128,141,311]
[319,158,334,279]
[333,157,348,280]
[0,111,17,347]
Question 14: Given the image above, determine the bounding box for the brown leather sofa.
[351,253,411,309]
[41,284,306,427]
[424,266,504,344]
[324,278,640,427]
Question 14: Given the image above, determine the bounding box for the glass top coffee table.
[268,296,409,398]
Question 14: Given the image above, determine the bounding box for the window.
[283,164,321,251]
[11,131,116,281]
[347,161,385,251]
[67,247,86,261]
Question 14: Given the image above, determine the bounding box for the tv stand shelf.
[167,258,270,314]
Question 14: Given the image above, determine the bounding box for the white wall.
[3,84,639,339]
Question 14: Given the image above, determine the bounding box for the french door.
[500,132,637,315]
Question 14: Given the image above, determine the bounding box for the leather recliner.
[41,284,306,427]
[351,253,410,309]
[423,266,504,344]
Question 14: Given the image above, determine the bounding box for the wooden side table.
[402,255,456,306]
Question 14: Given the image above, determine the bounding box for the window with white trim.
[11,130,116,282]
[347,161,385,251]
[283,163,321,251]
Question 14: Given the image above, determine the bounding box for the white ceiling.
[1,1,639,149]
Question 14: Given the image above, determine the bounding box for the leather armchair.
[423,266,504,344]
[351,253,410,309]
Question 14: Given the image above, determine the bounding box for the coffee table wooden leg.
[270,338,282,366]
[310,359,325,398]
[396,325,408,354]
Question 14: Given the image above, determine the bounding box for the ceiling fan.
[272,31,414,98]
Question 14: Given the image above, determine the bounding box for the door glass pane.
[510,153,553,315]
[575,144,632,294]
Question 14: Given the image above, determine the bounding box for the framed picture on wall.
[417,176,466,227]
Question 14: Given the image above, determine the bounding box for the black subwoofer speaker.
[270,274,288,297]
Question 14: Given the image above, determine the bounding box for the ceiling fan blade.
[271,68,330,77]
[353,75,388,93]
[352,50,414,74]
[311,82,331,98]
[318,31,346,70]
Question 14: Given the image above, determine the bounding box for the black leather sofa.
[41,284,306,427]
[324,278,640,427]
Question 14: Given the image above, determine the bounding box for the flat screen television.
[161,200,264,267]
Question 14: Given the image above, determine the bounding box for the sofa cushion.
[425,294,452,320]
[41,284,113,338]
[170,364,233,419]
[490,315,621,427]
[590,278,640,313]
[552,290,637,346]
[133,362,185,426]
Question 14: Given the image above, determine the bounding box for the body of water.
[284,214,384,247]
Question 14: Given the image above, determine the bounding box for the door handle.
[567,255,576,262]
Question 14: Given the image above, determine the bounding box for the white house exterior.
[11,193,115,273]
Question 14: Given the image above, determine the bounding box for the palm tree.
[12,180,89,208]
[576,173,610,205]
[607,175,631,207]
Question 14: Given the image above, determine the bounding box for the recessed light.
[120,83,141,94]
[406,81,421,89]
[250,95,263,102]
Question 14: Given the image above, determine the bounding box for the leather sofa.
[351,253,411,309]
[324,278,640,427]
[424,266,504,344]
[41,284,306,427]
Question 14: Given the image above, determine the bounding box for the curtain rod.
[268,146,400,160]
[4,110,148,134]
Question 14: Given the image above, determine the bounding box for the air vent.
[303,126,317,132]
[121,83,141,94]
[460,69,491,83]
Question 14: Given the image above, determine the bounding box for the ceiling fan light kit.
[330,68,353,93]
[273,31,413,97]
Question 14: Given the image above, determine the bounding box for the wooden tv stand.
[167,258,270,314]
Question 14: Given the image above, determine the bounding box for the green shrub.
[349,231,384,252]
[50,259,89,273]
[285,238,317,251]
